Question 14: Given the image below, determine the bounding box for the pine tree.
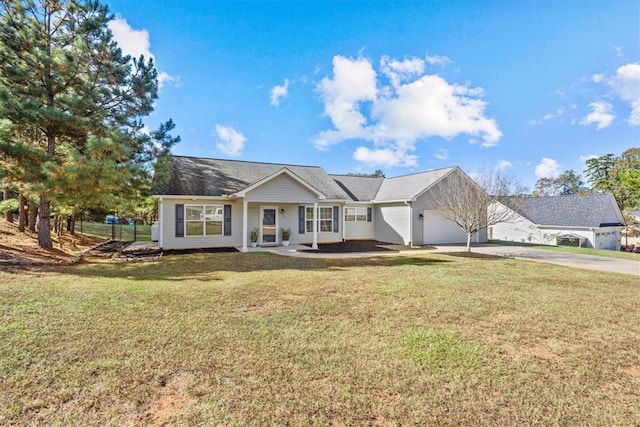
[0,0,174,248]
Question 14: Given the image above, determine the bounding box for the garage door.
[422,210,470,244]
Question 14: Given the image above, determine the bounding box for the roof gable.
[501,193,625,228]
[374,167,456,201]
[236,167,326,198]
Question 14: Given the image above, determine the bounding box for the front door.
[261,207,277,245]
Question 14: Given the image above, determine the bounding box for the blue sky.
[104,0,639,188]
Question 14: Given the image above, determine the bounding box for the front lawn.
[1,252,638,425]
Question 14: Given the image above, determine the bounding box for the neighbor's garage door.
[422,210,470,244]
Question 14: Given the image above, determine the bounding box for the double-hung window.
[345,207,368,222]
[305,206,334,233]
[185,204,223,236]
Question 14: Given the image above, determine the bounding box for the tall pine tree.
[0,0,175,248]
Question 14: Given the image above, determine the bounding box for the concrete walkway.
[432,244,640,277]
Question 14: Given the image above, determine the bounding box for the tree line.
[532,148,640,210]
[0,0,179,248]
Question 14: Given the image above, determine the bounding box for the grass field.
[1,252,639,425]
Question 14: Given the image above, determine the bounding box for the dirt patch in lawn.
[148,372,195,426]
[301,240,435,253]
[0,219,104,266]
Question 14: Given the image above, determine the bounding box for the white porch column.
[158,197,164,248]
[241,199,248,252]
[312,201,318,249]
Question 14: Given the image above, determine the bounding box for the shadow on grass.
[441,252,504,260]
[35,252,454,281]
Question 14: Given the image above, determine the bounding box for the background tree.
[532,170,588,196]
[532,177,560,196]
[584,153,617,194]
[0,0,178,247]
[431,168,525,252]
[555,169,588,195]
[620,169,640,208]
[346,169,386,178]
[584,148,640,210]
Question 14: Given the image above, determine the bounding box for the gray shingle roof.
[500,193,624,227]
[374,167,456,201]
[329,174,384,202]
[153,156,352,199]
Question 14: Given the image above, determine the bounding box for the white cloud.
[157,71,181,89]
[270,78,290,107]
[353,146,418,167]
[314,54,502,165]
[314,55,377,150]
[580,101,614,129]
[530,107,566,125]
[213,125,247,157]
[425,54,452,66]
[433,148,448,160]
[108,18,151,59]
[372,74,502,146]
[592,74,604,83]
[108,17,178,89]
[496,160,512,171]
[380,56,425,87]
[610,62,640,125]
[535,158,561,179]
[542,108,565,121]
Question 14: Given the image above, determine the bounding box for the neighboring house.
[152,156,487,251]
[490,194,625,250]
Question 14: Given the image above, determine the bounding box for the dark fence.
[77,220,152,242]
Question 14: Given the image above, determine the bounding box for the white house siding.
[245,174,318,203]
[344,204,375,240]
[375,203,410,245]
[422,210,476,244]
[492,221,622,250]
[490,213,557,245]
[412,179,486,246]
[160,198,243,250]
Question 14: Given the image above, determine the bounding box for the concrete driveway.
[434,244,640,277]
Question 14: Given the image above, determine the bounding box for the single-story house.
[152,156,487,251]
[489,194,625,250]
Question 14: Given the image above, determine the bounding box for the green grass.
[78,221,152,241]
[1,252,639,425]
[488,239,640,260]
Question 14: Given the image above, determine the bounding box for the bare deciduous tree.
[431,168,525,252]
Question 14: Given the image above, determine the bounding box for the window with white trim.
[185,204,223,236]
[345,207,368,222]
[305,206,334,232]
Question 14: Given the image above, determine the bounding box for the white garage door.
[595,231,618,250]
[422,210,470,244]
